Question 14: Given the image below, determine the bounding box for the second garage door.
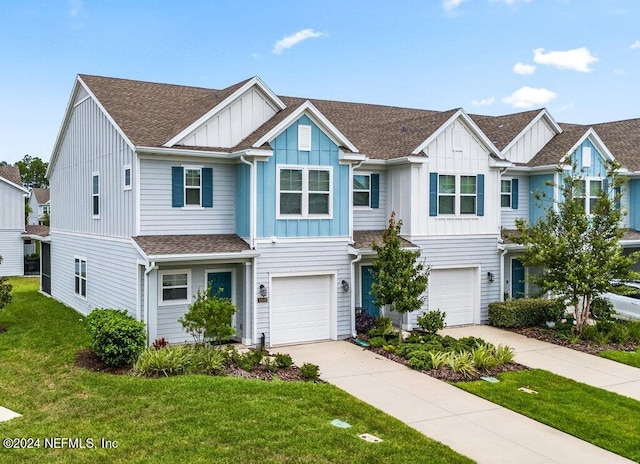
[270,275,332,346]
[429,268,477,326]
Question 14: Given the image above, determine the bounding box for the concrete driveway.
[278,341,633,464]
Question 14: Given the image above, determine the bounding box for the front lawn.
[0,278,471,463]
[456,369,640,462]
[599,349,640,368]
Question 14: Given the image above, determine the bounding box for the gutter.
[143,260,157,345]
[240,155,257,249]
[145,250,260,263]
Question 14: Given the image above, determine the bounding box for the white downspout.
[144,260,157,345]
[240,156,256,249]
[350,253,362,337]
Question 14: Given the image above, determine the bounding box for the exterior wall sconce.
[259,284,268,297]
[341,280,350,292]
[487,272,495,283]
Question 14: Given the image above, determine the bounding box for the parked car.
[602,281,640,320]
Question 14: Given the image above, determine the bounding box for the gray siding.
[50,232,139,317]
[0,181,25,276]
[501,175,529,229]
[139,158,235,235]
[409,236,501,327]
[50,97,135,237]
[354,169,388,231]
[254,240,352,346]
[27,194,39,225]
[0,231,24,276]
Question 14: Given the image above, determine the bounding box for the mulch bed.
[75,347,309,381]
[508,326,640,356]
[353,341,529,382]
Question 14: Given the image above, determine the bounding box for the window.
[74,258,87,298]
[92,173,99,218]
[42,205,50,215]
[278,166,332,218]
[298,125,312,151]
[438,175,456,214]
[575,178,603,214]
[501,179,512,208]
[460,176,477,214]
[123,165,132,190]
[184,168,201,206]
[160,271,191,304]
[435,174,479,215]
[353,174,371,207]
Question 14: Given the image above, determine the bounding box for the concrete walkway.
[278,341,632,464]
[442,325,640,401]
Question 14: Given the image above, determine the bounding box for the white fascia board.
[385,156,429,165]
[489,159,514,168]
[411,109,502,159]
[136,146,234,158]
[231,148,273,159]
[252,100,359,153]
[506,165,559,174]
[501,109,563,156]
[559,128,615,165]
[22,234,49,241]
[164,76,286,148]
[0,177,29,194]
[48,76,136,178]
[339,152,367,162]
[149,250,260,263]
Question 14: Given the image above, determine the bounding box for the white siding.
[254,240,352,347]
[353,169,388,230]
[501,175,529,229]
[0,231,24,276]
[421,118,501,236]
[139,158,236,235]
[27,194,40,225]
[387,165,414,234]
[0,181,25,276]
[49,232,140,317]
[177,87,277,148]
[408,236,501,327]
[50,97,135,238]
[503,118,556,165]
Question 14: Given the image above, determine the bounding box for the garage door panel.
[430,268,476,326]
[271,275,332,345]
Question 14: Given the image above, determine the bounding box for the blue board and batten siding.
[528,174,555,224]
[256,116,349,238]
[570,139,608,178]
[235,163,251,238]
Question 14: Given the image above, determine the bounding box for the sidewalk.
[442,325,640,401]
[278,341,632,464]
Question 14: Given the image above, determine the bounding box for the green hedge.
[488,298,565,328]
[86,308,146,367]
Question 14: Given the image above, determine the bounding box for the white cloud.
[272,29,324,55]
[631,40,640,50]
[502,86,557,108]
[442,0,468,11]
[613,68,627,76]
[68,0,82,17]
[532,47,597,72]
[471,97,495,106]
[513,62,536,75]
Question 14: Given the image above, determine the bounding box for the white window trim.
[501,178,512,209]
[123,164,132,191]
[298,124,312,151]
[182,165,203,208]
[575,176,603,215]
[437,173,478,216]
[353,172,372,209]
[92,172,100,219]
[74,256,87,300]
[277,164,333,219]
[158,269,192,306]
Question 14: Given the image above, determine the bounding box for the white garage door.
[429,268,477,326]
[270,275,332,346]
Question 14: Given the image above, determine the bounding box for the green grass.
[599,349,640,368]
[0,278,472,464]
[457,369,640,462]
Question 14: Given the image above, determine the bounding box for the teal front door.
[361,266,380,317]
[511,258,525,299]
[207,271,233,299]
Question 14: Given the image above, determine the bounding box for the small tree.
[514,162,640,333]
[179,285,235,345]
[371,212,428,339]
[0,256,12,311]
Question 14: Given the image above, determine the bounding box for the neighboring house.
[27,188,50,225]
[0,166,29,276]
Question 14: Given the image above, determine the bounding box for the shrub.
[471,344,500,371]
[368,336,387,348]
[187,345,225,375]
[86,308,146,367]
[609,324,631,344]
[416,310,446,334]
[493,344,515,365]
[274,353,294,369]
[300,363,320,381]
[133,345,190,377]
[368,316,393,337]
[355,309,377,335]
[429,351,450,369]
[236,349,265,371]
[179,285,235,345]
[590,297,614,320]
[488,298,565,328]
[447,351,477,379]
[457,336,487,351]
[152,337,168,350]
[408,350,433,371]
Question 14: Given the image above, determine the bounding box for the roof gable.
[559,128,615,165]
[0,166,28,193]
[31,187,50,204]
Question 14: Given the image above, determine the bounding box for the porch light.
[341,280,350,292]
[259,284,268,297]
[487,272,495,283]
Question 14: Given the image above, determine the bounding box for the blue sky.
[1,0,639,164]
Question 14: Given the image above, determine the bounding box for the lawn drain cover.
[359,433,382,443]
[480,376,499,383]
[354,338,370,347]
[330,419,351,428]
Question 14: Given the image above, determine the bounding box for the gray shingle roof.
[353,230,417,250]
[590,118,640,171]
[0,166,23,186]
[527,123,588,167]
[471,109,545,152]
[23,225,50,237]
[133,234,250,257]
[32,187,50,204]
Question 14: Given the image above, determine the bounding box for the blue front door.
[361,266,379,317]
[511,259,525,299]
[207,272,232,299]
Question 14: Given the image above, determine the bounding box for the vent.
[582,146,592,168]
[298,125,312,151]
[453,129,463,151]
